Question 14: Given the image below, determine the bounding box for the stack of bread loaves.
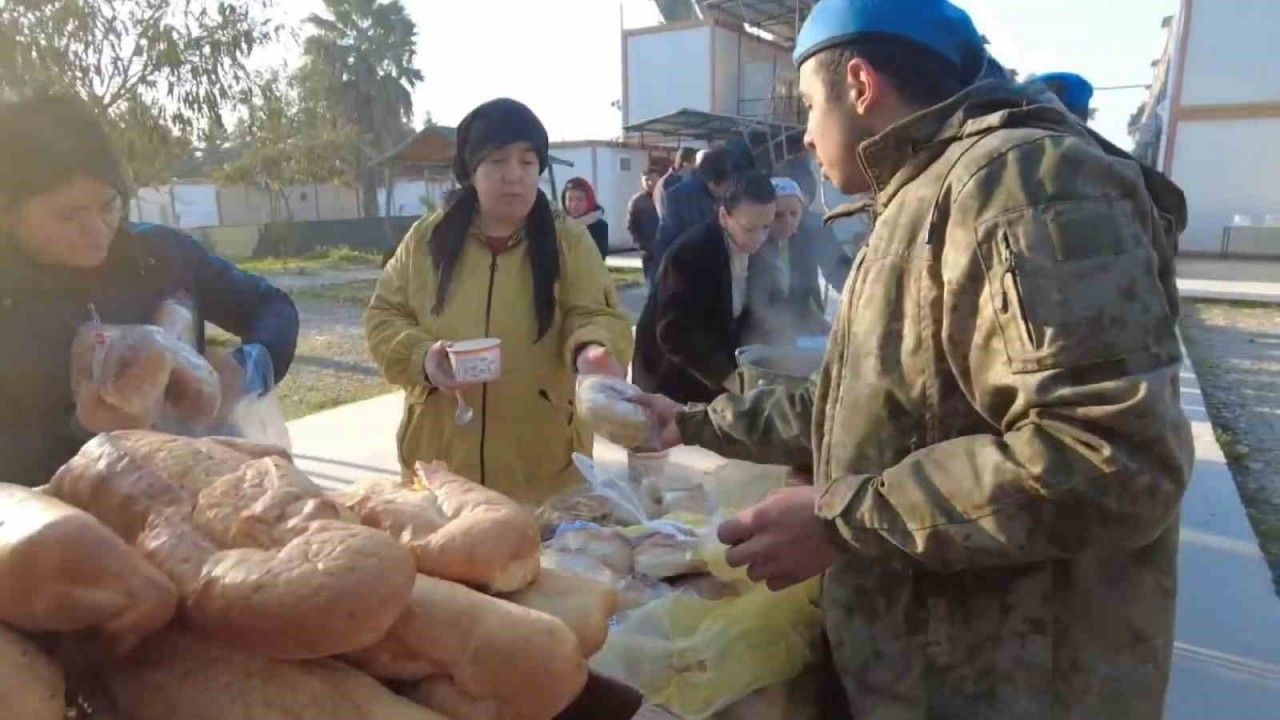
[1,431,622,720]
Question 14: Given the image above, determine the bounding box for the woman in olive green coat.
[366,99,633,504]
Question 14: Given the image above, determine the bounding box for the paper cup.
[447,338,502,383]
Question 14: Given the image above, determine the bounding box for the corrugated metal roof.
[697,0,814,45]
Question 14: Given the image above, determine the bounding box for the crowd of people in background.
[623,137,858,403]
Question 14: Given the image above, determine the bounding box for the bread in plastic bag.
[70,324,174,432]
[157,338,221,427]
[152,296,196,348]
[589,579,822,720]
[71,309,222,434]
[546,522,635,578]
[632,530,708,580]
[576,376,654,450]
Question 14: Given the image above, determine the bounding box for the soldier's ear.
[845,57,878,116]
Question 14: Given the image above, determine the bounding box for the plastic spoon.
[453,390,474,426]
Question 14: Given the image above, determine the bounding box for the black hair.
[814,33,972,110]
[0,92,130,206]
[722,170,777,214]
[676,147,698,166]
[724,138,758,174]
[697,147,735,185]
[427,186,560,341]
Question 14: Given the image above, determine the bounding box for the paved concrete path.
[287,359,1280,718]
[263,268,381,292]
[1178,258,1280,304]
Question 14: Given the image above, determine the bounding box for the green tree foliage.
[302,0,422,218]
[0,0,275,185]
[215,69,361,221]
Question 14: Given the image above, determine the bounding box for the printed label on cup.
[447,338,502,383]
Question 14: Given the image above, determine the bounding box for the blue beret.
[793,0,985,70]
[1035,72,1094,113]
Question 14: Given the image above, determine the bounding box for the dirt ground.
[209,280,392,420]
[1180,300,1280,593]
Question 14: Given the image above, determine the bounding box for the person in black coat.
[652,147,735,269]
[562,177,610,258]
[632,171,777,404]
[626,170,661,283]
[0,93,299,486]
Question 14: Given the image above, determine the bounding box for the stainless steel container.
[735,342,826,393]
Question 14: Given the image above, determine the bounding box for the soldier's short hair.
[815,33,971,110]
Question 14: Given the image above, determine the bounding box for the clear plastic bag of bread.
[575,375,656,450]
[204,347,292,451]
[70,303,221,434]
[151,296,222,433]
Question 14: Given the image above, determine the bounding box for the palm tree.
[303,0,423,218]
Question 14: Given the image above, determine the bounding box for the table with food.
[0,301,829,720]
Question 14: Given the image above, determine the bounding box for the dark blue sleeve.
[656,189,687,259]
[167,230,300,382]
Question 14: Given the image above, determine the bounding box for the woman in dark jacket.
[562,177,610,258]
[632,171,777,404]
[0,93,299,486]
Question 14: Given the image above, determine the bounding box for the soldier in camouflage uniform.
[639,1,1194,718]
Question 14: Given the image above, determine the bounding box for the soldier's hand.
[633,393,683,450]
[718,485,839,591]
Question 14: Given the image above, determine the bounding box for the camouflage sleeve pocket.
[974,198,1174,373]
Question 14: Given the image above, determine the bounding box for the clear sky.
[278,0,1179,149]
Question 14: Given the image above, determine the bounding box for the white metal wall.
[171,184,219,229]
[1179,0,1280,107]
[1171,118,1280,253]
[625,26,712,125]
[542,144,652,252]
[376,179,430,218]
[709,26,793,119]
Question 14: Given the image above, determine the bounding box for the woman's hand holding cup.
[424,341,464,390]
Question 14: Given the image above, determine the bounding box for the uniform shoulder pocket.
[974,198,1175,373]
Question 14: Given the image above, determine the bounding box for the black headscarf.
[430,99,560,340]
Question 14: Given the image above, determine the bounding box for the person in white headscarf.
[743,176,838,345]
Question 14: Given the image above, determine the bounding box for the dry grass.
[237,247,381,275]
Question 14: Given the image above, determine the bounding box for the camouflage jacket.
[678,83,1194,719]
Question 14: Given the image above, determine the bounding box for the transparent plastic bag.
[70,322,173,432]
[216,390,292,450]
[202,347,291,449]
[576,375,656,450]
[590,579,823,720]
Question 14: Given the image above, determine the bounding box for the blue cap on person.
[793,0,985,70]
[1035,72,1094,117]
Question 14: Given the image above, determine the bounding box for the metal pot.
[735,342,826,393]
